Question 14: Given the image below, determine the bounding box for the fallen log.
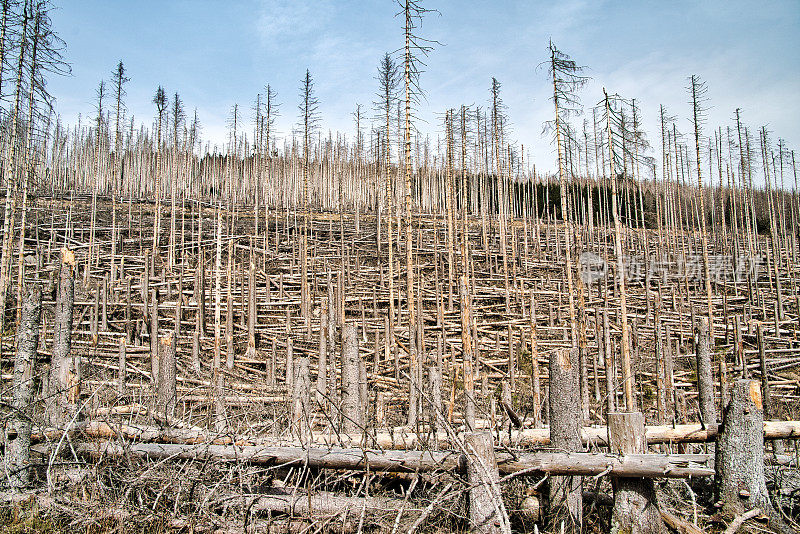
[298,421,800,448]
[30,420,212,445]
[505,421,800,447]
[59,441,714,478]
[30,420,800,450]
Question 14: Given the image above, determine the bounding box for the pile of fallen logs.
[15,381,794,533]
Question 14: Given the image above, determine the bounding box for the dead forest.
[1,1,800,533]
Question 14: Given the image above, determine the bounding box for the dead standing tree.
[169,91,184,269]
[152,85,167,257]
[374,51,400,351]
[0,1,30,339]
[600,89,638,411]
[398,0,437,427]
[110,60,129,277]
[298,69,319,331]
[545,40,588,348]
[688,75,715,334]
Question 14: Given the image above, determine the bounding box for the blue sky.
[48,0,800,177]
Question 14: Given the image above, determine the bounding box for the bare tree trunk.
[460,274,476,431]
[342,324,361,435]
[5,283,41,489]
[465,431,509,534]
[317,301,328,405]
[695,316,717,430]
[548,347,583,533]
[226,240,235,369]
[47,248,77,425]
[155,331,177,419]
[609,412,664,533]
[245,254,257,359]
[293,355,310,444]
[118,337,127,396]
[716,379,791,533]
[429,361,443,434]
[150,289,159,388]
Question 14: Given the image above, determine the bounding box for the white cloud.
[256,0,335,49]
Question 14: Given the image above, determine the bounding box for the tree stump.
[716,379,791,533]
[155,332,177,419]
[342,324,361,435]
[47,248,77,426]
[609,411,664,533]
[5,284,41,489]
[465,431,508,534]
[548,347,582,533]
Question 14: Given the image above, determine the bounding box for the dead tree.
[5,283,41,489]
[317,300,328,405]
[117,337,126,396]
[150,288,159,387]
[245,256,257,359]
[695,316,717,430]
[602,89,636,410]
[548,347,582,532]
[342,324,361,435]
[399,0,436,427]
[375,52,399,337]
[716,379,791,533]
[548,40,588,345]
[155,333,177,419]
[609,412,664,533]
[47,248,77,425]
[689,75,715,334]
[155,297,179,419]
[152,85,167,255]
[461,274,476,431]
[298,69,319,329]
[465,431,509,534]
[292,354,310,444]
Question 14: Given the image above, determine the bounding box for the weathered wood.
[117,337,126,395]
[150,288,159,386]
[292,355,310,443]
[548,347,582,532]
[47,248,77,425]
[660,510,703,534]
[155,310,178,419]
[695,316,717,430]
[317,300,328,405]
[465,431,508,534]
[430,341,444,435]
[715,379,791,532]
[245,256,257,359]
[5,284,42,489]
[460,274,476,431]
[608,412,664,533]
[342,324,361,434]
[249,490,401,519]
[61,439,712,478]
